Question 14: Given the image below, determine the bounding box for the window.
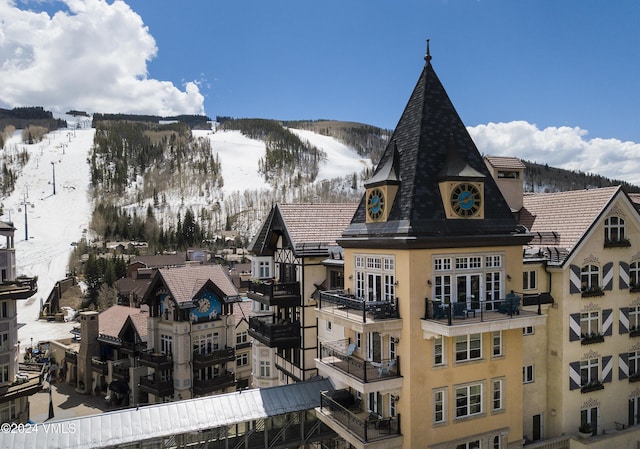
[434,257,452,271]
[434,388,446,423]
[492,331,503,357]
[629,351,640,376]
[455,383,482,418]
[193,332,219,354]
[523,326,534,336]
[236,331,248,346]
[0,400,16,423]
[329,270,344,289]
[630,306,640,331]
[434,275,452,303]
[326,320,332,332]
[523,365,534,383]
[160,334,173,355]
[493,435,501,449]
[354,254,395,302]
[581,265,600,290]
[390,337,397,359]
[0,333,8,352]
[604,216,625,242]
[390,394,398,417]
[0,302,7,319]
[0,365,8,383]
[523,270,537,290]
[254,302,271,312]
[486,255,502,268]
[456,442,480,449]
[236,353,248,367]
[455,334,482,362]
[434,336,444,366]
[631,262,640,287]
[581,311,600,337]
[258,260,271,278]
[355,332,362,349]
[581,358,599,386]
[259,360,271,378]
[492,378,504,411]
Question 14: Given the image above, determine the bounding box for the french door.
[456,274,481,310]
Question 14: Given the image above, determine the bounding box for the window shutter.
[620,307,629,334]
[620,261,630,289]
[619,353,629,380]
[569,361,581,390]
[569,313,581,341]
[603,309,613,336]
[602,355,613,383]
[602,262,614,291]
[570,265,581,294]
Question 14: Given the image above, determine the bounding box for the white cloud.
[0,0,204,115]
[468,121,640,186]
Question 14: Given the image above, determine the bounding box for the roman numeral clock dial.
[367,188,385,221]
[451,183,481,217]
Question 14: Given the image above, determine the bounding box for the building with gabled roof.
[247,202,357,388]
[141,264,243,403]
[515,184,640,444]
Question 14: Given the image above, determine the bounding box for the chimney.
[483,156,524,212]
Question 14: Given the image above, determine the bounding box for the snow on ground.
[288,128,372,180]
[2,124,94,345]
[194,130,271,194]
[7,124,368,347]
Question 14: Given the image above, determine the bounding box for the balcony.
[0,276,38,300]
[316,390,402,449]
[317,290,401,334]
[193,347,235,368]
[0,374,42,401]
[65,350,77,365]
[138,351,172,369]
[91,357,108,375]
[120,341,144,356]
[317,341,402,394]
[421,296,546,338]
[248,316,300,349]
[138,374,173,397]
[192,371,235,395]
[112,362,130,381]
[247,280,301,308]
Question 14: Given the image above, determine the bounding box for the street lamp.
[51,161,56,195]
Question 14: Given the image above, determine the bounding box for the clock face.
[367,188,385,221]
[198,298,211,314]
[451,183,481,217]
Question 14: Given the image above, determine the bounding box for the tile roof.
[98,305,149,339]
[249,203,357,257]
[234,298,253,326]
[341,54,520,242]
[157,264,240,305]
[277,203,357,248]
[130,253,187,268]
[520,186,620,256]
[484,156,526,171]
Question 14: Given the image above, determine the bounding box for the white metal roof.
[0,377,333,449]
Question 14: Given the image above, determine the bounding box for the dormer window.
[604,216,630,247]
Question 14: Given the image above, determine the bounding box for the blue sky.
[2,0,640,183]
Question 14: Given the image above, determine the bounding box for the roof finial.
[424,38,432,64]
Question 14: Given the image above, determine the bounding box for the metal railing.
[319,342,400,382]
[318,290,400,322]
[319,390,401,442]
[423,294,541,325]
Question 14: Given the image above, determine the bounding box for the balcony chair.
[498,293,521,315]
[453,302,467,319]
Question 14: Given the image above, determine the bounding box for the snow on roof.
[1,377,333,449]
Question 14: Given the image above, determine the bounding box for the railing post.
[537,295,542,315]
[447,302,452,326]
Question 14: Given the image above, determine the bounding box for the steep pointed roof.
[249,203,358,257]
[341,46,525,248]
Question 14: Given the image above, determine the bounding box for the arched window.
[631,262,640,287]
[581,265,600,291]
